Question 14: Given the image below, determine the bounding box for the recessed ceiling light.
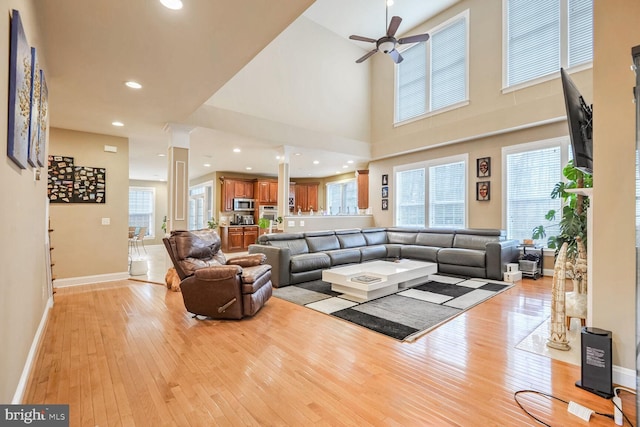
[245,166,252,170]
[294,153,302,156]
[112,121,124,127]
[203,163,211,167]
[125,81,142,89]
[157,153,166,157]
[347,160,354,164]
[160,0,183,10]
[313,160,319,165]
[233,148,241,153]
[342,165,348,168]
[335,171,340,174]
[276,155,281,160]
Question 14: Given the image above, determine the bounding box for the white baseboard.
[54,271,129,287]
[613,365,636,389]
[12,296,54,404]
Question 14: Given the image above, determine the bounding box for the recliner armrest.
[249,244,290,287]
[226,253,266,267]
[194,265,242,281]
[485,239,520,280]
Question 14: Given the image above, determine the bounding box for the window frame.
[501,136,571,248]
[502,0,593,93]
[128,186,156,239]
[393,153,468,228]
[188,181,214,230]
[394,9,470,126]
[325,178,358,215]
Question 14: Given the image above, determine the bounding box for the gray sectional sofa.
[248,227,520,287]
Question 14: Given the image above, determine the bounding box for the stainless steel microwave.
[233,198,255,211]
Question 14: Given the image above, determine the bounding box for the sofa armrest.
[226,253,266,267]
[485,240,520,280]
[248,244,291,287]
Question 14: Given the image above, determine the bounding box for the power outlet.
[101,217,110,225]
[300,221,305,227]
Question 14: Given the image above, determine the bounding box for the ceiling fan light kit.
[349,4,429,65]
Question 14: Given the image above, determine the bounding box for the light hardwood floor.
[25,277,636,426]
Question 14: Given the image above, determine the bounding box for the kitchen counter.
[282,214,374,233]
[219,225,258,252]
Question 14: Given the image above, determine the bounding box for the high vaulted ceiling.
[33,0,458,181]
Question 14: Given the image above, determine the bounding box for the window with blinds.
[505,0,593,88]
[505,140,570,244]
[395,11,468,124]
[396,168,426,226]
[429,161,465,228]
[129,187,155,237]
[326,179,358,215]
[395,156,466,228]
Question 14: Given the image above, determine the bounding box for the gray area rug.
[273,274,514,342]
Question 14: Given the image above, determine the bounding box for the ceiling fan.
[349,4,430,64]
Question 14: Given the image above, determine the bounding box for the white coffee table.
[322,259,438,302]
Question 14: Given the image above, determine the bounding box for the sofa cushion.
[326,248,361,266]
[290,253,331,273]
[437,248,486,268]
[453,233,500,251]
[362,228,388,245]
[360,245,387,261]
[400,245,440,262]
[268,237,309,255]
[415,231,455,248]
[386,229,419,245]
[306,234,340,252]
[337,231,367,248]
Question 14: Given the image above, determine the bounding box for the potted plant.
[258,217,271,235]
[532,160,593,262]
[207,217,218,229]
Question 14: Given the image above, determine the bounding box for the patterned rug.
[273,274,514,342]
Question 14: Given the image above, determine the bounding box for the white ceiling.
[33,0,458,181]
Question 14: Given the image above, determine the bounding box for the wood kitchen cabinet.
[256,180,278,204]
[222,178,255,211]
[220,225,258,252]
[294,183,318,212]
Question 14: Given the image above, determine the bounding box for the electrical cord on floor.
[613,386,636,427]
[514,389,616,427]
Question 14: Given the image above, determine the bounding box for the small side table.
[517,244,544,279]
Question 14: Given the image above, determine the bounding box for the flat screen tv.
[560,68,593,175]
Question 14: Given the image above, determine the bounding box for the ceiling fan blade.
[398,33,430,44]
[356,49,378,63]
[349,35,377,43]
[387,16,402,37]
[389,49,403,64]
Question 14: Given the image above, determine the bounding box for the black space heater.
[576,327,614,399]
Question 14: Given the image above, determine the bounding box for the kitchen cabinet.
[220,225,258,252]
[294,183,318,212]
[222,178,255,211]
[256,180,278,204]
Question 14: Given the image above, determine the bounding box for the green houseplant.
[531,160,592,261]
[207,217,218,229]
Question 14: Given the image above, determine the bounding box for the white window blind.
[568,0,593,67]
[396,11,468,123]
[396,168,425,226]
[506,0,560,87]
[429,161,465,228]
[506,146,563,243]
[396,43,427,123]
[506,0,592,87]
[430,16,466,111]
[129,187,155,237]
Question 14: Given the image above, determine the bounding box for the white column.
[277,146,291,227]
[164,124,193,232]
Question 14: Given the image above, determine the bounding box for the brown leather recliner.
[163,229,272,319]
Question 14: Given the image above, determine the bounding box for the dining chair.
[132,226,147,255]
